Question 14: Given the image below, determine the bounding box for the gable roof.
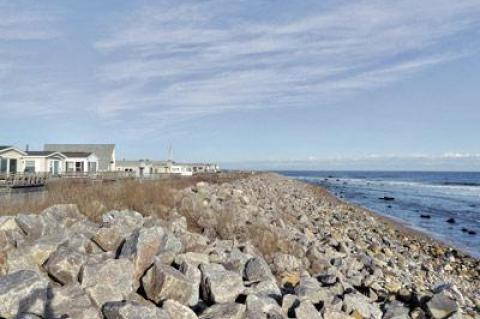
[62,152,93,158]
[44,144,114,171]
[0,146,27,156]
[25,151,60,156]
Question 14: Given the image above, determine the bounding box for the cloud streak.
[94,0,480,132]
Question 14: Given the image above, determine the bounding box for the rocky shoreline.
[0,173,479,319]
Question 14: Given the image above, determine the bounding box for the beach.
[0,172,479,318]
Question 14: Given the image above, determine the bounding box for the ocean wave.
[299,176,480,199]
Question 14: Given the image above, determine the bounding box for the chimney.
[25,144,29,151]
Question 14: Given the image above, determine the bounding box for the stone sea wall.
[0,173,478,319]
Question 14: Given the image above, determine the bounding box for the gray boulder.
[200,263,245,304]
[15,214,56,241]
[44,246,86,284]
[343,292,382,319]
[199,303,246,319]
[0,270,49,318]
[81,258,134,307]
[244,256,273,282]
[163,299,199,319]
[295,300,322,319]
[383,301,410,319]
[92,226,128,252]
[180,261,202,306]
[295,276,334,305]
[103,301,170,319]
[42,204,86,227]
[246,294,285,318]
[48,284,102,319]
[120,226,165,282]
[142,262,193,305]
[427,292,459,319]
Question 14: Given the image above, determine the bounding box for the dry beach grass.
[0,172,253,222]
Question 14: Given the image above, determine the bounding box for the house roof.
[0,145,11,151]
[25,151,59,156]
[62,152,92,158]
[44,144,114,170]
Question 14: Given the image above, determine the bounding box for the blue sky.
[1,0,480,170]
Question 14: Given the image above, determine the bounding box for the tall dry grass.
[0,173,250,222]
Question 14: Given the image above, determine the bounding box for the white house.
[44,144,115,172]
[0,146,99,175]
[23,151,67,174]
[0,146,26,174]
[116,160,153,177]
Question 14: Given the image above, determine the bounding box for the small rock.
[446,218,456,224]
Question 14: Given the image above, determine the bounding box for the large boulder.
[44,246,86,284]
[103,301,170,319]
[199,303,246,319]
[15,214,60,241]
[42,204,86,227]
[0,270,49,318]
[142,262,193,305]
[244,256,273,282]
[200,263,245,304]
[120,226,165,282]
[245,294,284,318]
[295,300,322,319]
[343,292,382,319]
[48,284,102,319]
[92,227,126,252]
[80,258,134,307]
[180,261,202,307]
[163,299,199,319]
[427,292,459,319]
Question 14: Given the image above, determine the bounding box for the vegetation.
[0,172,252,222]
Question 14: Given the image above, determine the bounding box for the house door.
[53,161,60,175]
[9,159,17,174]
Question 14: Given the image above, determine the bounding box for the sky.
[1,0,480,170]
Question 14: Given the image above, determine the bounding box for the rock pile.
[0,174,479,319]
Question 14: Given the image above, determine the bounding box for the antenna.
[167,144,173,162]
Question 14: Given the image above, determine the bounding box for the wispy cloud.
[0,1,65,118]
[94,0,480,132]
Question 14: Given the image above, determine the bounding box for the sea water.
[280,171,480,258]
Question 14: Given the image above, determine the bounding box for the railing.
[0,173,48,188]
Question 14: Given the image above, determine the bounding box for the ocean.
[280,171,480,258]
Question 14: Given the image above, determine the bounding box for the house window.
[0,159,7,173]
[66,162,75,173]
[25,161,36,173]
[75,162,83,172]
